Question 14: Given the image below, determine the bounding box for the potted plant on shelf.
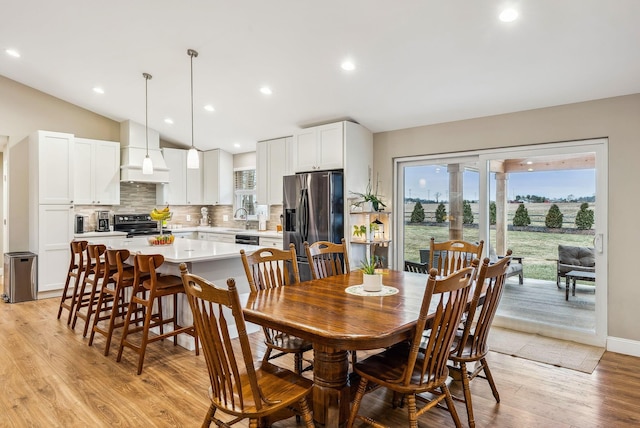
[351,174,386,212]
[360,255,382,292]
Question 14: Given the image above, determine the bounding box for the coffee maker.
[96,211,110,232]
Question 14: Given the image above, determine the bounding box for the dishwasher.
[235,234,260,245]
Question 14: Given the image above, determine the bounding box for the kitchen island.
[83,236,261,348]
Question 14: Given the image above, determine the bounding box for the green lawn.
[403,224,594,281]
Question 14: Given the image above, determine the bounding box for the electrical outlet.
[186,214,191,222]
[223,215,229,222]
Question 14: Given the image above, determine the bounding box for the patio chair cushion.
[489,246,523,284]
[557,245,595,277]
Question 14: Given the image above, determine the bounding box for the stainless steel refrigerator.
[283,170,344,281]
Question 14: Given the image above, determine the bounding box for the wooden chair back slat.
[304,238,350,279]
[240,244,300,291]
[430,238,484,277]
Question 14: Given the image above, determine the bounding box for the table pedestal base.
[312,346,350,427]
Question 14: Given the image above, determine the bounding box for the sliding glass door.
[394,139,607,346]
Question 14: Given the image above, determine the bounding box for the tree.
[410,201,425,223]
[463,200,474,224]
[512,203,531,227]
[435,203,447,223]
[545,204,563,228]
[489,201,496,225]
[434,192,442,203]
[575,202,594,229]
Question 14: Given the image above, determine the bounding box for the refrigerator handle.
[300,188,309,242]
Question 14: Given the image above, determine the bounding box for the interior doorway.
[394,139,607,346]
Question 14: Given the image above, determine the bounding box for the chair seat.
[267,333,313,354]
[142,275,183,292]
[354,342,447,395]
[211,362,314,415]
[450,334,489,362]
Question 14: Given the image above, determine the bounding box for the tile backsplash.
[74,182,283,232]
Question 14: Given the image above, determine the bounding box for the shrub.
[545,204,563,228]
[435,203,447,223]
[489,201,496,225]
[410,201,425,223]
[512,203,531,227]
[575,202,594,229]
[463,200,474,224]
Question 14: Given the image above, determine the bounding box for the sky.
[404,165,596,201]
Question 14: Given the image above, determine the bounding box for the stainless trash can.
[2,252,38,303]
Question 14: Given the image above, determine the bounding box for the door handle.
[593,234,603,253]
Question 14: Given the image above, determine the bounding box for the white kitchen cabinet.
[198,232,236,243]
[292,122,343,172]
[186,152,203,205]
[157,148,203,206]
[259,236,283,249]
[74,138,120,205]
[257,136,291,205]
[203,149,233,205]
[157,148,187,205]
[32,131,75,204]
[172,231,198,239]
[38,204,75,292]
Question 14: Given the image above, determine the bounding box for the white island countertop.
[84,236,260,264]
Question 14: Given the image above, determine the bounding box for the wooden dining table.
[242,269,430,427]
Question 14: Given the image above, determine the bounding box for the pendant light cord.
[143,72,152,156]
[188,49,198,150]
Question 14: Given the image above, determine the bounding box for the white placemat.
[345,285,399,296]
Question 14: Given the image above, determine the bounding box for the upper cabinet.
[292,122,343,172]
[74,138,120,205]
[157,148,203,206]
[31,131,75,204]
[203,149,233,205]
[257,136,292,205]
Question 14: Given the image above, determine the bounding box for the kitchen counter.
[167,225,282,239]
[73,231,128,238]
[85,236,259,263]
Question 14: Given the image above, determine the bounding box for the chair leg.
[294,352,303,374]
[201,405,215,428]
[346,377,368,428]
[298,395,315,428]
[443,384,463,428]
[519,272,523,285]
[135,297,155,375]
[481,357,500,402]
[459,362,475,428]
[406,394,419,428]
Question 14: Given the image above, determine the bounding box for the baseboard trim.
[607,336,640,358]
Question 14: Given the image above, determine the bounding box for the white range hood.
[119,120,170,183]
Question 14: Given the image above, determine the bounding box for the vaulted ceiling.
[1,1,639,154]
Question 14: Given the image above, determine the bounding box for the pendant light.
[142,72,154,175]
[186,48,200,169]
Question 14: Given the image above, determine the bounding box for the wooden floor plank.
[2,297,640,427]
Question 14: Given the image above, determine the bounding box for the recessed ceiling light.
[204,104,215,112]
[164,118,174,124]
[5,49,20,58]
[527,168,534,172]
[234,143,241,148]
[93,87,104,94]
[260,86,272,95]
[526,161,533,165]
[341,60,355,71]
[499,8,518,22]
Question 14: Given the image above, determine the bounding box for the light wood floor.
[2,297,640,427]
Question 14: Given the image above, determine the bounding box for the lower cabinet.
[198,232,236,243]
[260,236,283,250]
[172,231,198,239]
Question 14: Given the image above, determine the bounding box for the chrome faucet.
[234,207,250,229]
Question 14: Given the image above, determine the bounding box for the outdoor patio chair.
[556,245,595,288]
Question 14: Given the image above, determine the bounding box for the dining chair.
[57,240,89,325]
[449,253,511,428]
[304,238,350,279]
[347,266,475,428]
[71,244,107,337]
[240,244,313,374]
[117,253,198,375]
[429,237,484,277]
[179,264,314,428]
[404,260,429,274]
